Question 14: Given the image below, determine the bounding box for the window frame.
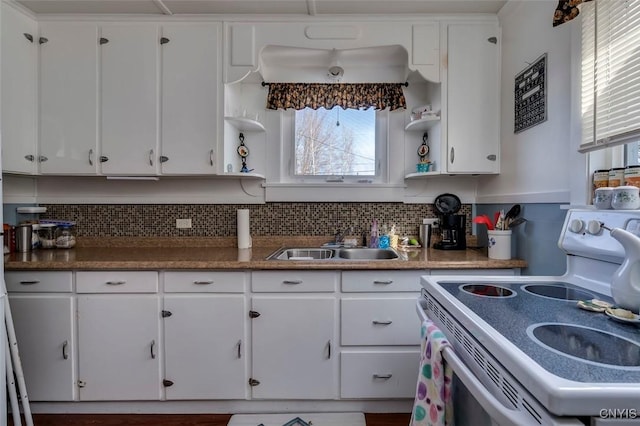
[281,108,389,184]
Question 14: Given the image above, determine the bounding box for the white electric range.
[418,209,640,426]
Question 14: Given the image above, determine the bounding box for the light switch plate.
[176,218,192,229]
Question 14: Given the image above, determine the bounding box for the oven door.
[416,297,583,426]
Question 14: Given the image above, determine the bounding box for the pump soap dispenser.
[609,227,640,313]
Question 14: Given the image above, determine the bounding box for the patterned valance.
[553,0,593,27]
[265,83,406,111]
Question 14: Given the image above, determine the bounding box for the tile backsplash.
[41,203,472,238]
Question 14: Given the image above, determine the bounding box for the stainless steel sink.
[266,247,337,260]
[337,248,399,260]
[266,247,400,261]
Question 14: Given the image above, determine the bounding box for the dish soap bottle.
[378,224,390,249]
[609,227,640,312]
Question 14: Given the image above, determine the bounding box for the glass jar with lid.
[38,223,57,249]
[55,224,76,249]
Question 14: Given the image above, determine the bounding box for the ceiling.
[14,0,508,16]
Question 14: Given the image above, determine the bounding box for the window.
[580,0,640,152]
[293,108,376,178]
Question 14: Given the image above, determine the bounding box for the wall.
[477,0,586,205]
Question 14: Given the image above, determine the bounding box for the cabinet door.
[251,297,337,399]
[39,22,99,174]
[100,24,158,175]
[446,23,500,174]
[77,295,161,400]
[9,295,75,401]
[160,24,220,175]
[1,3,38,174]
[164,295,246,399]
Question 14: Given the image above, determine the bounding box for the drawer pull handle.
[237,339,242,359]
[326,340,332,359]
[372,320,393,325]
[373,374,392,380]
[62,340,69,360]
[373,280,393,285]
[193,280,214,285]
[150,340,156,359]
[19,280,40,285]
[105,281,126,285]
[283,280,303,285]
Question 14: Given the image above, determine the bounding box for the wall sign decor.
[514,53,547,133]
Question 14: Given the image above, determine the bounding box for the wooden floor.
[10,413,411,426]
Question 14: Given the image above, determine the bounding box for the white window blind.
[580,0,640,153]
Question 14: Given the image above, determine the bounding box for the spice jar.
[608,167,625,187]
[38,223,57,249]
[624,165,640,188]
[55,224,76,249]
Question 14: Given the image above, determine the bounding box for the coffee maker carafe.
[433,193,467,250]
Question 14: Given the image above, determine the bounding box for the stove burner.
[460,284,515,298]
[528,323,640,368]
[523,284,595,301]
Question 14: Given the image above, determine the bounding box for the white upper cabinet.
[1,3,38,174]
[411,23,440,83]
[100,23,159,175]
[39,22,99,174]
[160,24,221,175]
[444,22,500,174]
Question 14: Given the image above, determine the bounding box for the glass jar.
[38,223,57,249]
[55,224,76,249]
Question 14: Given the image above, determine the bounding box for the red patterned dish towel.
[411,319,454,426]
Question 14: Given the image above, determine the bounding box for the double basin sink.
[266,247,401,261]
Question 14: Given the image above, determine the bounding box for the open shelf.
[224,116,266,132]
[404,116,440,131]
[219,172,265,179]
[404,171,441,179]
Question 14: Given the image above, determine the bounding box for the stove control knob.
[587,220,604,235]
[569,219,585,233]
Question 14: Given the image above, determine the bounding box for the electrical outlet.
[176,218,192,229]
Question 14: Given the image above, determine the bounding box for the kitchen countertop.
[4,236,527,271]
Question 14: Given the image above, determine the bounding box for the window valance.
[265,83,406,111]
[553,0,593,27]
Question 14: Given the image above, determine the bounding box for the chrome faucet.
[333,226,354,245]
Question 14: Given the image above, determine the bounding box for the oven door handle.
[417,298,535,426]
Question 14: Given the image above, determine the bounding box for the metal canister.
[608,167,625,187]
[624,165,640,189]
[15,224,33,253]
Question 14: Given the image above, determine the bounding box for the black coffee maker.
[433,193,467,250]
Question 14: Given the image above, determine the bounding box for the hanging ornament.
[237,132,253,173]
[416,132,432,173]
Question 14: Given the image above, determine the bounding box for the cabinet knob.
[209,149,215,167]
[160,37,170,45]
[161,310,172,318]
[100,155,109,163]
[39,155,48,163]
[163,379,174,387]
[249,310,261,318]
[24,155,35,162]
[150,340,156,359]
[88,149,94,166]
[39,37,49,45]
[99,37,109,45]
[248,378,260,387]
[23,33,34,43]
[487,36,498,44]
[160,155,169,163]
[486,154,497,161]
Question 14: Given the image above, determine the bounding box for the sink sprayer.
[604,225,640,312]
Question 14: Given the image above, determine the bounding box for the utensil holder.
[487,230,512,260]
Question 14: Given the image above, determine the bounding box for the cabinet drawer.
[251,271,338,293]
[76,271,158,293]
[164,271,247,293]
[340,351,420,398]
[5,271,72,293]
[341,270,424,292]
[341,298,420,346]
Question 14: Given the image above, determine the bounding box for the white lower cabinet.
[6,271,75,401]
[340,351,419,399]
[250,296,337,399]
[76,271,161,401]
[339,271,422,400]
[162,271,247,399]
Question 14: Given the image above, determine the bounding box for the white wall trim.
[475,190,571,204]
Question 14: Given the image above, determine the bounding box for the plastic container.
[38,223,57,249]
[55,224,76,249]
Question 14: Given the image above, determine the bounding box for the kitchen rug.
[227,412,366,426]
